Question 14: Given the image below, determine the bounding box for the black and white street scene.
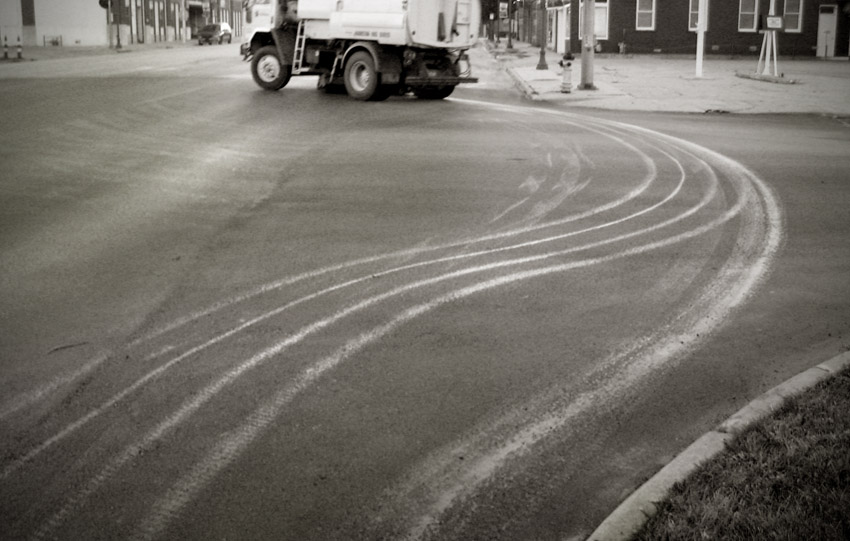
[2,0,849,540]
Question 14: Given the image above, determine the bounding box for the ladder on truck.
[292,20,307,75]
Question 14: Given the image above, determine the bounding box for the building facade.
[501,0,850,57]
[0,0,243,48]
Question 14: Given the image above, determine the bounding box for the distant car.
[198,23,232,45]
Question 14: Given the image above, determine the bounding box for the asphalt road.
[1,44,848,540]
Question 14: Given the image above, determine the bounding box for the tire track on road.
[0,125,676,482]
[4,102,776,541]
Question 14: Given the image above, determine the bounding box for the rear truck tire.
[251,45,291,91]
[414,85,455,100]
[344,51,382,101]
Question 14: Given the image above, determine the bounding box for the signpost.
[758,0,782,77]
[507,0,513,49]
[695,0,706,78]
[579,0,595,89]
[536,0,547,69]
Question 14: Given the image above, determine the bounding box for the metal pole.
[695,0,706,77]
[536,0,547,69]
[116,0,123,49]
[496,4,501,47]
[579,0,594,89]
[769,0,779,76]
[507,0,513,49]
[107,0,114,48]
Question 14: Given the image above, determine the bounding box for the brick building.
[0,0,243,48]
[503,0,850,57]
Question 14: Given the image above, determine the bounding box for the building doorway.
[817,4,838,57]
[187,2,205,39]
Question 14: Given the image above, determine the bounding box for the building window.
[636,0,655,31]
[784,0,803,33]
[579,0,609,40]
[738,0,759,32]
[688,0,709,32]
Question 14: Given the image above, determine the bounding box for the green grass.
[633,366,850,541]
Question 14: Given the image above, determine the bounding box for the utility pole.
[535,0,547,69]
[507,0,513,49]
[695,0,706,77]
[106,0,113,48]
[579,0,595,89]
[115,0,123,49]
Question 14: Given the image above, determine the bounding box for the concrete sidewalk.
[0,39,198,63]
[488,40,850,114]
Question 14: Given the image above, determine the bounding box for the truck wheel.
[344,51,380,101]
[414,85,455,100]
[251,45,291,91]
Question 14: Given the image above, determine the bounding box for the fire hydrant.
[559,52,574,93]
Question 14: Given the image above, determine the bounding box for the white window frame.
[738,0,760,32]
[784,0,804,33]
[578,0,609,40]
[636,0,656,31]
[688,0,710,32]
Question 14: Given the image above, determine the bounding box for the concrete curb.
[587,350,850,541]
[734,70,801,85]
[506,66,543,100]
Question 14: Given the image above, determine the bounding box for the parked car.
[198,23,232,45]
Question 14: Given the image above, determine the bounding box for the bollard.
[17,36,22,60]
[3,36,8,60]
[559,52,574,93]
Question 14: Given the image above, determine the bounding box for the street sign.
[762,15,784,31]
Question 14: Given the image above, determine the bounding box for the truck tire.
[344,51,381,101]
[414,85,455,100]
[251,45,291,91]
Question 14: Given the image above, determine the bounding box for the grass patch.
[633,366,850,541]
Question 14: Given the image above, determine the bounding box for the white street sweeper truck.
[241,0,480,100]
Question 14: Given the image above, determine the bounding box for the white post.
[695,0,707,78]
[580,0,595,89]
[770,0,779,76]
[760,0,779,76]
[762,28,772,75]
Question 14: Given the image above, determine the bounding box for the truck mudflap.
[404,76,478,86]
